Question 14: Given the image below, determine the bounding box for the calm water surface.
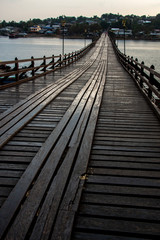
[0,36,92,62]
[117,40,160,72]
[0,37,159,73]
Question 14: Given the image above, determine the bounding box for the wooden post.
[64,54,67,66]
[15,57,19,81]
[148,65,155,99]
[59,54,62,67]
[149,65,155,85]
[75,51,77,61]
[131,57,133,74]
[140,61,144,88]
[72,52,74,63]
[43,56,46,72]
[52,55,55,69]
[135,58,138,80]
[31,56,35,76]
[127,56,130,71]
[68,53,70,65]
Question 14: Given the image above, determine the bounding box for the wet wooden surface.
[0,34,160,240]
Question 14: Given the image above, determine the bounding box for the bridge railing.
[109,32,160,115]
[0,41,95,89]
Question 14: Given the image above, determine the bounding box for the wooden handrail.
[0,41,96,89]
[109,32,160,115]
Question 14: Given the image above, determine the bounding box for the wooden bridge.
[0,33,160,240]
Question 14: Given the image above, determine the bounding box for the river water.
[0,36,159,73]
[117,39,160,73]
[0,36,92,62]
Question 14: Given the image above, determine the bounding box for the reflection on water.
[117,40,160,72]
[0,36,92,62]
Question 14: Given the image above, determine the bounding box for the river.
[117,39,160,73]
[0,36,160,73]
[0,36,92,62]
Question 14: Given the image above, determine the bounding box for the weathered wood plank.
[84,183,160,197]
[79,203,160,221]
[74,216,160,238]
[0,38,106,238]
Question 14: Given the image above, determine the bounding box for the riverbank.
[115,36,160,41]
[0,33,90,39]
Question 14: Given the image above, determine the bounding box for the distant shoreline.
[17,33,88,39]
[115,36,160,41]
[1,33,160,41]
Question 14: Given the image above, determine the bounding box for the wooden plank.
[91,149,160,157]
[28,61,107,240]
[0,170,23,178]
[87,175,160,188]
[87,167,160,178]
[0,178,19,186]
[84,183,160,197]
[74,216,160,238]
[51,60,108,239]
[73,232,149,240]
[0,45,106,238]
[0,61,94,148]
[89,160,160,170]
[79,203,160,221]
[90,154,160,163]
[92,145,160,153]
[0,187,12,196]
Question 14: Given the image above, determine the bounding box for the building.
[30,25,41,32]
[111,28,132,36]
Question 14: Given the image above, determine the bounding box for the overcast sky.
[1,0,160,22]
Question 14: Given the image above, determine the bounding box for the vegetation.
[0,13,160,37]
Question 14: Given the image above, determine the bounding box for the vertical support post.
[64,54,66,66]
[43,56,46,72]
[135,58,138,80]
[31,56,35,76]
[68,53,70,65]
[140,61,144,88]
[122,19,126,55]
[84,29,87,47]
[61,19,66,56]
[148,65,155,99]
[15,57,19,81]
[75,51,77,61]
[62,26,64,56]
[124,27,126,55]
[52,55,55,69]
[149,65,155,85]
[59,54,62,68]
[131,57,133,74]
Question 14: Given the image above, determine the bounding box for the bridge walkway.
[0,35,160,240]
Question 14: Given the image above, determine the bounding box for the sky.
[0,0,160,22]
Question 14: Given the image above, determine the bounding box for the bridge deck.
[0,35,160,240]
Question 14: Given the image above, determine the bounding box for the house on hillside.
[30,25,41,32]
[111,28,132,37]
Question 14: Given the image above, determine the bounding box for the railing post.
[68,53,70,65]
[140,61,144,88]
[43,56,46,72]
[64,54,67,66]
[135,58,138,80]
[149,65,155,85]
[75,51,77,61]
[130,57,133,74]
[31,56,35,76]
[15,57,19,81]
[52,55,55,69]
[148,65,155,99]
[59,54,62,67]
[72,52,74,63]
[127,56,130,71]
